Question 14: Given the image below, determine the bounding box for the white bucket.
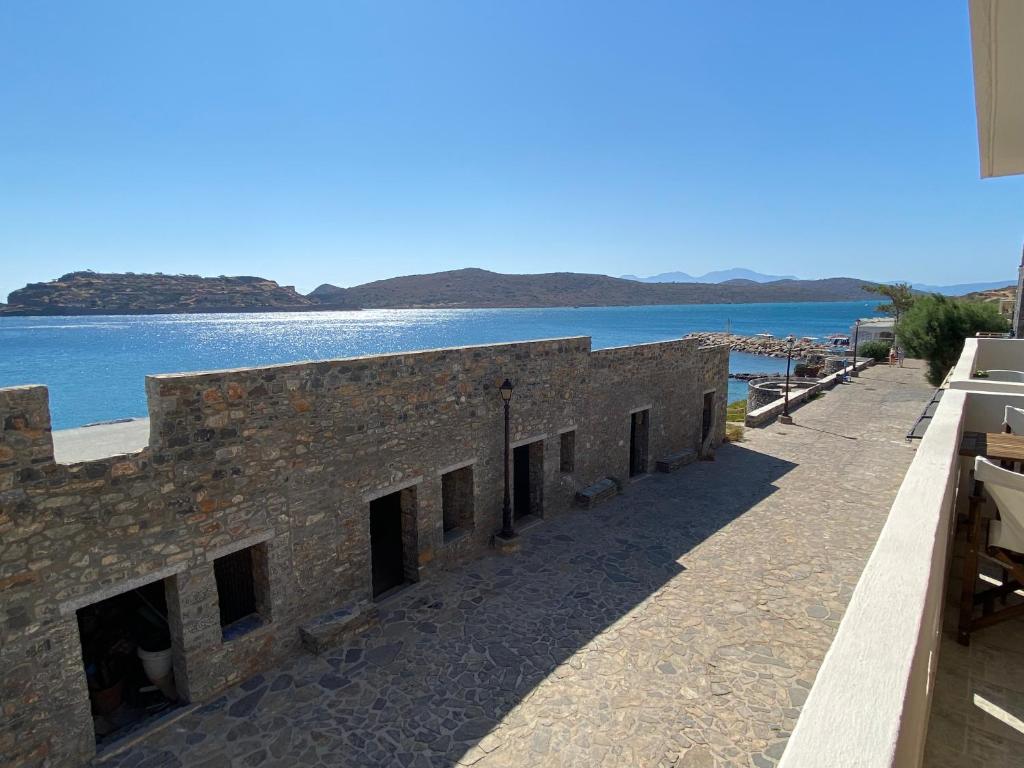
[137,646,173,682]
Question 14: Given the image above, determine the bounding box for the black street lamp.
[851,319,861,378]
[498,379,515,540]
[782,335,796,422]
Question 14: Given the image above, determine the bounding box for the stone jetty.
[688,331,831,358]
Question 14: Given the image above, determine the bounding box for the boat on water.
[754,331,774,340]
[826,333,851,350]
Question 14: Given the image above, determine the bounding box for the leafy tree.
[898,295,1008,385]
[858,340,892,362]
[864,282,915,324]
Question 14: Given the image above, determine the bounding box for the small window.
[441,465,474,540]
[559,431,575,473]
[213,544,269,639]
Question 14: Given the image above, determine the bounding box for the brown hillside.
[320,268,877,308]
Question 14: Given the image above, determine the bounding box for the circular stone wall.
[747,377,819,411]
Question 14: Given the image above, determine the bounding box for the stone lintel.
[510,434,546,449]
[204,530,274,563]
[361,476,424,503]
[60,561,186,616]
[435,459,477,476]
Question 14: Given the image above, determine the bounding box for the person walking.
[888,346,897,367]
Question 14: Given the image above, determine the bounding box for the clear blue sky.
[2,1,1021,300]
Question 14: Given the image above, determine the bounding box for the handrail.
[906,388,944,441]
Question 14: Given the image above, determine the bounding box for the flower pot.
[137,646,177,700]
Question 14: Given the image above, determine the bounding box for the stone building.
[0,335,728,766]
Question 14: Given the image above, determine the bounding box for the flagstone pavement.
[96,363,932,768]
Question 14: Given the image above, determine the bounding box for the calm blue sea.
[0,301,875,429]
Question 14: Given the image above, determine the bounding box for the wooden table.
[959,431,1024,462]
[957,430,1024,644]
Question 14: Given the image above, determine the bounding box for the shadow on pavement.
[101,444,796,768]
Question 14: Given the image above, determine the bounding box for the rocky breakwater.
[687,332,830,359]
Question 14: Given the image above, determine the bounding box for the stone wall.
[0,336,728,767]
[746,377,820,412]
[744,360,874,428]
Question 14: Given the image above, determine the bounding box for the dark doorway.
[630,409,650,477]
[370,491,407,598]
[76,578,180,747]
[702,391,715,442]
[513,440,544,520]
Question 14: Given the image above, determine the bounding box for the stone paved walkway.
[97,364,932,768]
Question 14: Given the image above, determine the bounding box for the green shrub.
[898,295,1009,385]
[858,340,892,362]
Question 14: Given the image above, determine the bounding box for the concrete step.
[575,477,618,509]
[656,449,697,473]
[299,603,377,655]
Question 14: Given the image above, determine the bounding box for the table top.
[960,431,1024,462]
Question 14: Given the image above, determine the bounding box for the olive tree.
[864,282,915,324]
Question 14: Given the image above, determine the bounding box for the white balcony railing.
[781,337,1024,767]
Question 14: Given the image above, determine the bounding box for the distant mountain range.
[907,280,1015,295]
[621,268,797,284]
[3,269,1009,317]
[0,269,882,315]
[310,269,877,308]
[621,269,1017,295]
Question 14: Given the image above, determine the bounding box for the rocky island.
[0,271,353,316]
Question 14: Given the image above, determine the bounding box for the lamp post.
[851,319,861,378]
[781,335,796,423]
[498,379,515,539]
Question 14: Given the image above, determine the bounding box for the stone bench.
[299,603,377,655]
[655,450,697,473]
[575,477,618,509]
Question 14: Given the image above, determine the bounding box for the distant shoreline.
[1,268,880,316]
[0,304,361,318]
[0,298,875,318]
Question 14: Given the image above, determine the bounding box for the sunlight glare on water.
[0,302,876,428]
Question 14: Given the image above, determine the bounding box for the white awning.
[970,0,1024,177]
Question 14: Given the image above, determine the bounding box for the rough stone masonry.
[0,335,728,767]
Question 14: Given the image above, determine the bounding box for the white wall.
[778,389,967,768]
[949,338,1024,395]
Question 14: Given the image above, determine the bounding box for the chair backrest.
[1005,405,1024,435]
[974,456,1024,552]
[986,370,1024,383]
